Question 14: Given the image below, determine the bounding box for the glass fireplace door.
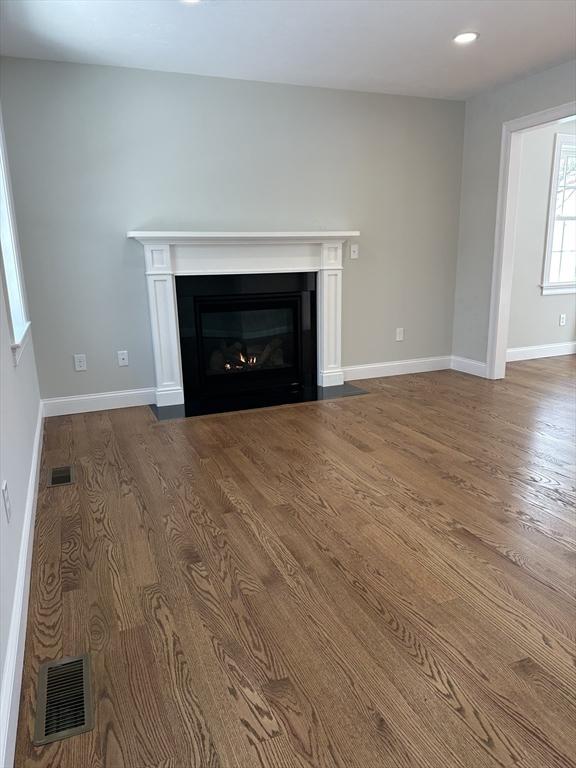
[175,272,316,416]
[196,296,301,393]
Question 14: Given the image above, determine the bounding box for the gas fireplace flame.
[224,353,258,372]
[211,336,284,374]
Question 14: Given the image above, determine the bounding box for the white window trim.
[541,132,576,295]
[0,104,31,365]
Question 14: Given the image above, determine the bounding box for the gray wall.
[508,121,576,349]
[0,57,464,398]
[0,267,40,767]
[453,59,576,362]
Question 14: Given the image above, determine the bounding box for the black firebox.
[176,273,317,415]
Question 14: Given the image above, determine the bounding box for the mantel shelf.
[128,230,360,245]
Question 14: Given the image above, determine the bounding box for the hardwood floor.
[15,356,576,768]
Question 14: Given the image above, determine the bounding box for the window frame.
[0,104,31,364]
[541,131,576,295]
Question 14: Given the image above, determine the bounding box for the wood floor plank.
[16,356,576,768]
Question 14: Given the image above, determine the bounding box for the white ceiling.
[1,0,575,100]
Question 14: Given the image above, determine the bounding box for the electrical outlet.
[73,353,87,372]
[395,327,404,342]
[117,350,129,367]
[559,313,567,327]
[2,481,11,523]
[350,243,360,260]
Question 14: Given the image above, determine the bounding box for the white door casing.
[487,101,576,379]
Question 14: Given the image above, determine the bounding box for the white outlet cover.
[117,350,129,366]
[559,314,567,326]
[73,353,87,371]
[395,327,404,341]
[350,243,360,260]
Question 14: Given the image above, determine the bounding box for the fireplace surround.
[176,272,317,415]
[128,231,360,414]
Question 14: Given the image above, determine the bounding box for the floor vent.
[34,655,93,745]
[48,465,75,487]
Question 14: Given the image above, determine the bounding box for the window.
[542,132,576,294]
[0,105,30,362]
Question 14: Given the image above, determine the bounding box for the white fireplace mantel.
[128,230,360,407]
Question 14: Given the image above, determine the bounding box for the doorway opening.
[487,101,576,378]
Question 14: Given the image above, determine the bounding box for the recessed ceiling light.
[453,32,479,45]
[181,0,201,4]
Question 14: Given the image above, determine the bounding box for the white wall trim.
[451,356,489,377]
[0,401,43,768]
[42,387,155,417]
[542,133,576,294]
[507,341,576,362]
[319,370,346,386]
[343,355,452,380]
[0,105,32,354]
[128,230,360,244]
[9,320,31,366]
[41,355,499,418]
[540,283,576,295]
[486,100,576,380]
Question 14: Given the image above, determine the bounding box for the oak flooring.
[15,356,576,768]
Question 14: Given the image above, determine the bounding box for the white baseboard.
[450,356,489,377]
[319,369,345,387]
[507,341,576,362]
[40,356,496,420]
[343,355,452,381]
[155,387,184,408]
[0,401,43,768]
[42,387,156,417]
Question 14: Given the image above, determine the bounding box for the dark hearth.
[175,273,317,415]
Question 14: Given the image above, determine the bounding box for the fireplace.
[128,230,360,414]
[176,273,317,415]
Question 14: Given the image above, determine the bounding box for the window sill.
[541,284,576,296]
[10,321,31,366]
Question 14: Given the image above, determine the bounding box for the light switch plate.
[350,243,360,260]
